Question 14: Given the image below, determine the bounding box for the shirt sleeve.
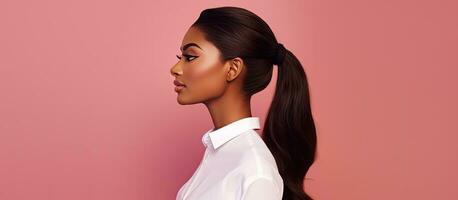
[241,177,281,200]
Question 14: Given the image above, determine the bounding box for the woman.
[170,6,317,200]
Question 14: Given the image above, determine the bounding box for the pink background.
[1,0,457,199]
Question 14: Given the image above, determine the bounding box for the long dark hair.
[191,6,317,200]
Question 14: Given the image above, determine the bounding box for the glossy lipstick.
[174,80,186,92]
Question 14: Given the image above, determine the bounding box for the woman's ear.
[226,57,244,82]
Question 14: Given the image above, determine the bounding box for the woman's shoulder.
[242,130,279,166]
[237,130,282,180]
[221,129,282,180]
[238,144,284,199]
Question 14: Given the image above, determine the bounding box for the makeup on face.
[172,27,225,97]
[176,43,203,63]
[173,43,203,93]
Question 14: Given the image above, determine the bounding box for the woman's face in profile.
[170,26,228,105]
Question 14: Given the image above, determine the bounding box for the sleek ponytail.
[263,44,317,200]
[191,6,317,200]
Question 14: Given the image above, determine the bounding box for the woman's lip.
[174,85,185,92]
[174,80,186,86]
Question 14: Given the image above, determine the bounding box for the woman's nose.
[170,63,182,76]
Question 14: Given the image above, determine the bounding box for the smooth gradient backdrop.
[1,0,457,199]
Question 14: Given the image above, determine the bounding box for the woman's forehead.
[181,27,209,51]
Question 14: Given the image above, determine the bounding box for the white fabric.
[176,117,284,200]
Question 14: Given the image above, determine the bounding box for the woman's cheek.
[187,61,224,89]
[187,63,213,80]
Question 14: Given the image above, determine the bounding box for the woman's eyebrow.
[180,43,203,52]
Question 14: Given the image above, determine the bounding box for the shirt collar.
[201,117,261,150]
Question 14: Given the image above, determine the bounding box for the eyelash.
[176,54,197,62]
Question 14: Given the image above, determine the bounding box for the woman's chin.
[177,95,191,105]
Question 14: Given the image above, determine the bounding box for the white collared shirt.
[176,117,284,200]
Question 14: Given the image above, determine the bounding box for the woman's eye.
[186,55,197,61]
[176,54,197,62]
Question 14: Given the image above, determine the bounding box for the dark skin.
[170,26,252,130]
